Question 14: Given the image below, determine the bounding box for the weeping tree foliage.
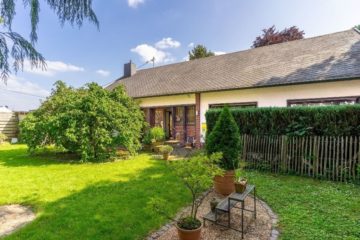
[0,0,98,82]
[20,81,145,162]
[188,44,214,60]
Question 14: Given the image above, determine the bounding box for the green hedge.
[205,105,360,136]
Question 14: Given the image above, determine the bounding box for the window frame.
[209,101,258,109]
[287,96,360,107]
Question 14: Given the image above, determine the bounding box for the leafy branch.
[0,0,99,82]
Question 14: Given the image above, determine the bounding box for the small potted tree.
[206,106,241,196]
[159,145,173,160]
[149,152,223,240]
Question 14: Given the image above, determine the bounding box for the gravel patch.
[147,189,279,240]
[0,205,36,237]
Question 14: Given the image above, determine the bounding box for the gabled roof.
[107,29,360,98]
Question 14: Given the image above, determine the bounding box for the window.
[186,106,196,125]
[287,96,360,107]
[175,107,184,124]
[209,102,257,109]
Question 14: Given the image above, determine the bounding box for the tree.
[0,0,98,82]
[188,44,214,60]
[252,25,305,48]
[20,81,145,162]
[206,106,241,170]
[148,152,223,230]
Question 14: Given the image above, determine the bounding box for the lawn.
[0,144,189,240]
[0,144,359,240]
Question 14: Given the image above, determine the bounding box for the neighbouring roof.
[107,29,360,98]
[0,106,12,113]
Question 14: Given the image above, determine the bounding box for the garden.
[0,82,359,239]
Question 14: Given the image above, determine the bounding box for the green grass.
[0,144,359,239]
[247,171,360,240]
[0,144,189,240]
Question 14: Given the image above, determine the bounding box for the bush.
[142,130,153,145]
[206,105,360,136]
[150,127,165,142]
[206,107,241,170]
[20,81,145,162]
[0,133,7,144]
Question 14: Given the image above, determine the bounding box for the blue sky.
[0,0,359,111]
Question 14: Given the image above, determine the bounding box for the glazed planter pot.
[234,179,248,193]
[176,222,202,240]
[214,170,235,196]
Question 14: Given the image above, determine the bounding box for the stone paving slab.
[0,205,36,237]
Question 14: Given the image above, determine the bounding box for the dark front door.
[164,109,173,139]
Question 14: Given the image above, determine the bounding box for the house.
[107,29,360,147]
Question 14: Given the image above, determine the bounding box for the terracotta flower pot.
[176,222,202,240]
[214,170,235,196]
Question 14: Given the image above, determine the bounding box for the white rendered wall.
[200,79,360,136]
[136,79,360,138]
[137,93,195,107]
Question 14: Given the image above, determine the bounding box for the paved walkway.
[148,190,279,240]
[0,205,36,237]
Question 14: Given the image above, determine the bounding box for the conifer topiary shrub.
[206,107,241,170]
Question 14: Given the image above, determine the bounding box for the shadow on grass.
[0,147,82,167]
[4,159,189,240]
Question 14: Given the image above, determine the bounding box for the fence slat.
[240,134,359,183]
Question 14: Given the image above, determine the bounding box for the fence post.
[280,135,287,173]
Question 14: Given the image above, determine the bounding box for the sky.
[0,0,359,111]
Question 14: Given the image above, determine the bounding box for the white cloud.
[96,69,111,77]
[214,51,226,56]
[24,60,85,76]
[155,38,181,49]
[188,42,195,48]
[128,0,145,8]
[182,55,189,61]
[1,75,50,97]
[131,44,174,64]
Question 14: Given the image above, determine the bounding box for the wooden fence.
[0,113,19,139]
[241,135,360,183]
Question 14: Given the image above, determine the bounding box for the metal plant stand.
[203,185,257,239]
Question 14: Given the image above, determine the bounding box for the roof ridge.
[133,28,356,75]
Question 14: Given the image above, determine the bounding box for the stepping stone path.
[0,205,35,237]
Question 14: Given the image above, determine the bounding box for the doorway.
[164,109,173,139]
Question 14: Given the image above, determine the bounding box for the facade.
[107,29,360,147]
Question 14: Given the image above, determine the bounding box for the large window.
[209,102,257,109]
[287,96,360,107]
[186,106,196,125]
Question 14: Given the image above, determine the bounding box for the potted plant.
[150,127,165,152]
[234,164,248,193]
[206,106,241,196]
[159,145,173,160]
[149,152,223,240]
